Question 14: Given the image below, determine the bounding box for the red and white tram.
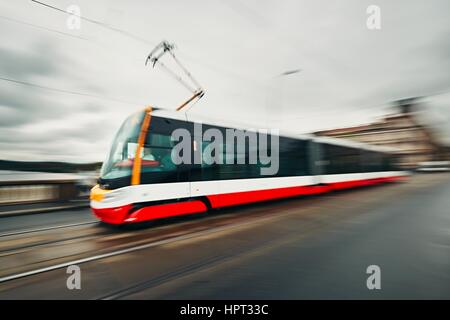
[90,107,406,224]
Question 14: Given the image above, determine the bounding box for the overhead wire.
[0,75,142,106]
[29,0,267,90]
[31,0,156,46]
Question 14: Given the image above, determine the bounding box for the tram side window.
[323,144,362,174]
[193,130,312,180]
[140,133,177,173]
[322,144,338,174]
[381,153,397,171]
[215,133,263,180]
[199,140,223,180]
[251,145,273,178]
[138,132,179,184]
[214,135,310,179]
[342,147,361,173]
[217,142,252,180]
[276,138,309,177]
[217,148,234,180]
[321,144,332,174]
[363,151,382,172]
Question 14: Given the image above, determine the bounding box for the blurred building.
[314,98,447,169]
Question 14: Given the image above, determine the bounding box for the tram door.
[189,125,221,200]
[309,140,324,185]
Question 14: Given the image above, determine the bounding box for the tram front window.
[140,133,177,173]
[99,111,144,182]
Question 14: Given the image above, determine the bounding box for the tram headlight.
[91,185,126,203]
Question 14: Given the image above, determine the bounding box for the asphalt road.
[0,173,449,299]
[0,207,95,235]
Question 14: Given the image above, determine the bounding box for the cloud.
[0,43,64,80]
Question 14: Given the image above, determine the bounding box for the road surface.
[0,173,449,299]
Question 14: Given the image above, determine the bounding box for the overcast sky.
[0,0,449,162]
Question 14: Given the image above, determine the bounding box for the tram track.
[0,208,300,284]
[0,222,112,258]
[98,238,278,300]
[0,194,317,274]
[97,220,329,300]
[0,221,98,238]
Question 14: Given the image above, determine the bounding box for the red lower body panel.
[92,200,207,224]
[328,175,405,191]
[92,204,132,225]
[328,179,376,190]
[124,200,207,223]
[92,175,405,224]
[207,185,330,208]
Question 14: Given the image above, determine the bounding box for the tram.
[90,107,406,224]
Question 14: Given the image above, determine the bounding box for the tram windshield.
[100,111,145,181]
[99,112,180,189]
